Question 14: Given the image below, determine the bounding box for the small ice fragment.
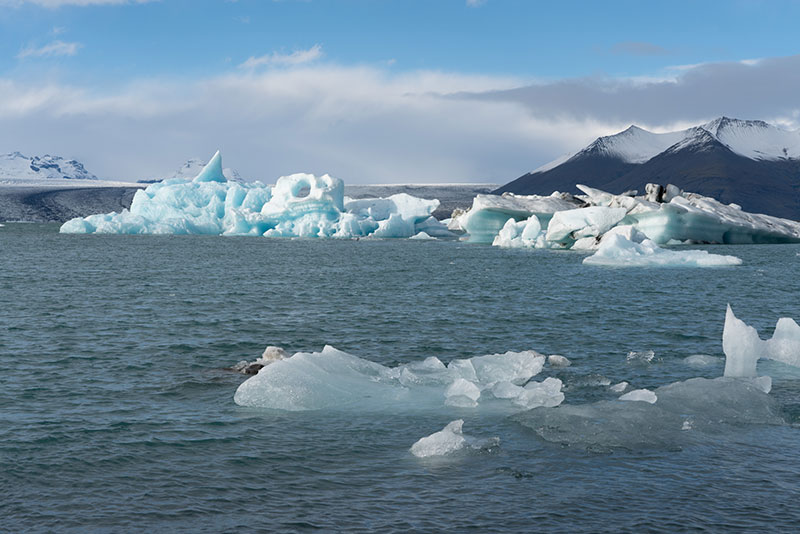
[410,420,499,458]
[548,354,571,368]
[609,381,628,393]
[627,350,655,363]
[684,354,720,368]
[681,419,693,431]
[619,389,657,404]
[261,346,289,362]
[444,378,481,408]
[410,420,467,457]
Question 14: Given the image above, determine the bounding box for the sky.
[0,0,799,183]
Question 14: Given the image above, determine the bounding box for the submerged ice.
[233,346,562,412]
[60,151,452,239]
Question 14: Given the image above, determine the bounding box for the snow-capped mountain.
[0,152,99,182]
[498,117,800,220]
[142,158,245,183]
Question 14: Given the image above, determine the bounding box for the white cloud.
[1,55,799,183]
[239,45,324,70]
[17,40,81,59]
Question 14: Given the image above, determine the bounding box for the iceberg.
[457,192,581,243]
[410,420,499,458]
[466,182,800,253]
[583,234,743,267]
[60,151,453,239]
[233,345,561,412]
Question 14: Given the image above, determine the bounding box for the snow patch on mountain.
[532,117,800,171]
[0,152,98,182]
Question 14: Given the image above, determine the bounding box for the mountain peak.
[0,152,98,181]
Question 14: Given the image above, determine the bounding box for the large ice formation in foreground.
[60,151,452,239]
[458,182,800,254]
[233,345,563,412]
[410,420,499,458]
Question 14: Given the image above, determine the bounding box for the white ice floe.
[60,151,453,239]
[723,305,800,377]
[619,389,658,404]
[234,345,560,411]
[583,234,743,267]
[409,231,436,240]
[410,420,499,458]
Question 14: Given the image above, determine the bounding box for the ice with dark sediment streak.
[410,420,499,458]
[233,345,562,411]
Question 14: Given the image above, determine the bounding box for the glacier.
[233,345,564,412]
[60,151,452,239]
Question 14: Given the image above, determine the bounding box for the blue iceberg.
[60,151,453,239]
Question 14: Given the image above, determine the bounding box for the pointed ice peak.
[193,150,227,183]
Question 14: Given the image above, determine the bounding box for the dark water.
[2,223,800,533]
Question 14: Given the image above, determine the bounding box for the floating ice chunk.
[234,346,548,411]
[619,389,657,404]
[723,305,800,376]
[583,234,743,267]
[609,381,628,393]
[410,420,499,458]
[512,377,564,409]
[444,378,481,408]
[410,420,467,457]
[409,231,436,240]
[683,354,721,368]
[627,350,655,363]
[723,305,765,378]
[547,354,571,368]
[545,206,628,244]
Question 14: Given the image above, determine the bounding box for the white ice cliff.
[60,151,453,239]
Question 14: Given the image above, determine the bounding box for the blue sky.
[1,0,799,182]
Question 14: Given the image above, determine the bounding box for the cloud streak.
[239,45,324,70]
[17,40,82,58]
